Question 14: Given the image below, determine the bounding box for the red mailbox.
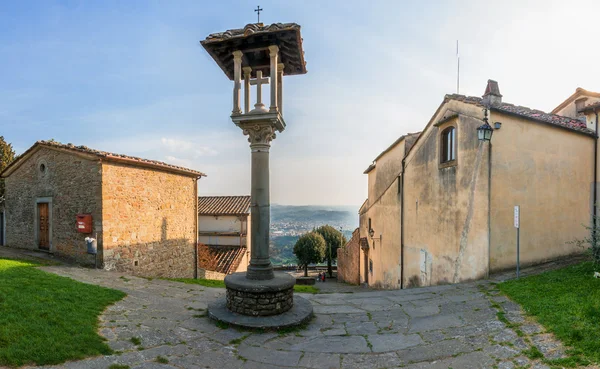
[76,214,92,233]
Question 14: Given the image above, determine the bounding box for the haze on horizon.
[2,0,599,207]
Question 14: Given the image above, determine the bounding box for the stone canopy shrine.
[202,22,313,328]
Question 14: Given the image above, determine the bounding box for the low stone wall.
[337,228,360,285]
[199,268,227,280]
[226,287,293,316]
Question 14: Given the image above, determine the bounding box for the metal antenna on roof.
[456,40,460,94]
[255,5,263,23]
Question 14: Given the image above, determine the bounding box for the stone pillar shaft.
[232,50,243,115]
[269,45,279,112]
[243,67,252,114]
[277,63,284,116]
[244,126,276,280]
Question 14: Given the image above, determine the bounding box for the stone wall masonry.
[226,287,293,316]
[337,228,360,285]
[101,162,197,278]
[4,147,102,265]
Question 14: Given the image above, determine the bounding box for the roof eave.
[102,155,206,178]
[491,108,596,137]
[363,163,376,174]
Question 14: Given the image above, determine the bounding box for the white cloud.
[160,137,218,158]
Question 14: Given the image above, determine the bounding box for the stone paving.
[14,262,582,369]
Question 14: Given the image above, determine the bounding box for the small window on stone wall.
[38,160,48,179]
[441,126,456,163]
[369,259,373,274]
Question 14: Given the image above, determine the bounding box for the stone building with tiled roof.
[348,81,600,289]
[0,141,205,278]
[197,196,252,280]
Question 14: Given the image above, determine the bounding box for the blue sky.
[2,0,600,207]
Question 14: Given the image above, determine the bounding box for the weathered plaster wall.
[554,96,600,121]
[337,228,360,285]
[373,142,405,201]
[403,107,490,287]
[4,147,102,264]
[359,140,405,289]
[101,162,197,278]
[489,112,593,271]
[199,215,248,233]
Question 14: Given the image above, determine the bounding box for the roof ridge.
[34,140,206,177]
[445,95,594,136]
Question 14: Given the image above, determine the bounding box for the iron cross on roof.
[254,5,263,23]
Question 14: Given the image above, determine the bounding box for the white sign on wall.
[514,206,520,229]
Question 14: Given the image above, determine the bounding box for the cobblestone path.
[27,265,572,369]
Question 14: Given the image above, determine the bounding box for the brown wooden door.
[38,203,49,250]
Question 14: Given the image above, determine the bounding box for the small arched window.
[441,127,456,163]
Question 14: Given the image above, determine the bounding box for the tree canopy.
[293,231,326,277]
[0,137,15,199]
[315,225,347,277]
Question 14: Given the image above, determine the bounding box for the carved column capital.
[243,124,277,151]
[232,50,244,61]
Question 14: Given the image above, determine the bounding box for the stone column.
[232,50,243,115]
[243,67,252,114]
[243,124,276,280]
[268,45,279,113]
[277,63,284,115]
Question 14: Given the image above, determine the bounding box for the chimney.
[482,79,502,107]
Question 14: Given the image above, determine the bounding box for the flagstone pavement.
[12,260,582,369]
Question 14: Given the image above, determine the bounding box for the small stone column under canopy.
[201,22,312,328]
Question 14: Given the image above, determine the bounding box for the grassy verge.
[0,258,126,367]
[498,261,600,365]
[166,277,320,294]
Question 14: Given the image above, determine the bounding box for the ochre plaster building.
[353,81,600,289]
[197,195,251,280]
[0,141,205,278]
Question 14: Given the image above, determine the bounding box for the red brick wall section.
[337,228,361,285]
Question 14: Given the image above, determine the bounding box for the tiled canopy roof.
[197,244,246,274]
[198,196,251,216]
[1,140,206,178]
[446,94,594,136]
[201,22,306,80]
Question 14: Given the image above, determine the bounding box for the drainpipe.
[400,158,406,289]
[194,176,201,279]
[594,110,598,240]
[487,141,492,279]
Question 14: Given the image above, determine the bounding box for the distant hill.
[271,204,358,229]
[269,204,358,265]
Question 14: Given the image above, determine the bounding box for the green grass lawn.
[499,261,600,365]
[0,258,126,367]
[167,277,320,294]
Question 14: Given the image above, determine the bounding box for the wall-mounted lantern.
[478,109,494,141]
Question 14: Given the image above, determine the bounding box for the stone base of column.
[207,272,313,329]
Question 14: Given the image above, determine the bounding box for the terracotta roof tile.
[197,244,246,274]
[1,140,206,178]
[198,196,251,216]
[446,94,595,136]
